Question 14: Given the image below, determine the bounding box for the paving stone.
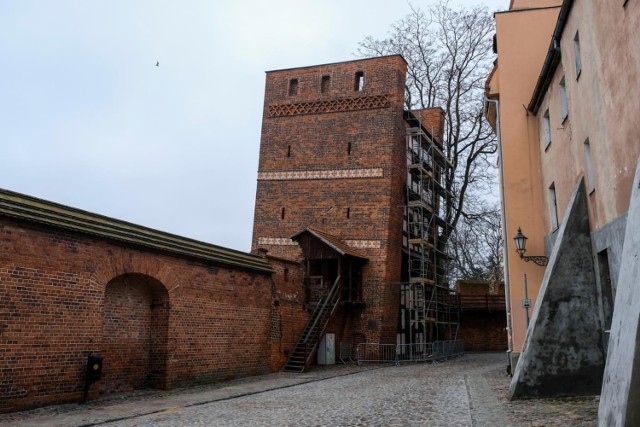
[0,353,598,427]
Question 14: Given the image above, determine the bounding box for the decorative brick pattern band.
[257,237,298,246]
[258,237,381,249]
[258,168,383,181]
[268,94,390,117]
[344,240,381,249]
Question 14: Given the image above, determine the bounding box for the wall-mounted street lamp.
[513,227,548,266]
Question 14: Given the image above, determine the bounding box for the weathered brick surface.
[414,107,445,143]
[265,256,308,369]
[460,312,508,352]
[252,56,408,345]
[0,218,273,413]
[457,281,507,351]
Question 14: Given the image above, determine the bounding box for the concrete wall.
[599,159,640,426]
[510,180,604,399]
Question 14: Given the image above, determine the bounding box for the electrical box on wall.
[318,333,335,365]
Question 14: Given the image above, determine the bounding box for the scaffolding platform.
[398,116,460,347]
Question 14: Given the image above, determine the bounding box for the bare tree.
[358,2,497,254]
[450,202,503,283]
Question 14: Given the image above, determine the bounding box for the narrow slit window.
[289,78,298,96]
[347,141,352,155]
[346,207,350,219]
[321,75,330,93]
[543,110,551,150]
[549,183,559,231]
[287,145,291,157]
[559,77,568,121]
[281,207,286,220]
[574,31,582,77]
[284,268,289,282]
[354,71,364,91]
[584,138,595,192]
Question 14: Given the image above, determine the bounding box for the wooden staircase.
[282,276,341,373]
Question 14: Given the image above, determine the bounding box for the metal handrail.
[302,275,340,344]
[283,275,342,371]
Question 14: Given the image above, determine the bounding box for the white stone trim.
[257,237,297,246]
[345,240,382,249]
[257,168,383,181]
[258,237,381,249]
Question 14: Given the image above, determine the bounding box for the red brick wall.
[102,274,169,393]
[252,55,408,344]
[265,256,308,370]
[0,217,273,413]
[460,311,508,351]
[414,108,445,143]
[456,280,506,296]
[457,280,507,351]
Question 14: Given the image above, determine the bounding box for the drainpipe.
[484,97,513,368]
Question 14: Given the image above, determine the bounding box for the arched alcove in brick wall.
[102,273,169,393]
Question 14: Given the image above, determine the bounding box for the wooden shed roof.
[291,225,368,260]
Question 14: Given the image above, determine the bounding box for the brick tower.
[253,55,454,371]
[252,55,408,351]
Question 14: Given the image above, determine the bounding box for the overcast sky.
[0,0,505,252]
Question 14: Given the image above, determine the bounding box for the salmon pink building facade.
[487,0,640,419]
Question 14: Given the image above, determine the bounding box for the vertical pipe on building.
[523,273,530,327]
[485,97,514,367]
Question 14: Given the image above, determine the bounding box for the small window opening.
[347,141,352,155]
[289,78,298,96]
[287,145,291,157]
[321,75,330,93]
[574,31,582,77]
[281,207,285,220]
[346,207,350,219]
[543,110,551,150]
[584,138,595,193]
[549,183,559,231]
[559,77,568,121]
[284,268,289,282]
[354,71,364,91]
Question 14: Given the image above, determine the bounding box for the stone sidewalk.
[0,353,598,426]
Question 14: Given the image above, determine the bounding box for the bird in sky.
[156,61,159,67]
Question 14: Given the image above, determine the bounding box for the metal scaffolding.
[398,118,460,350]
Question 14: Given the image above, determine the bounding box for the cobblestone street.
[0,353,598,427]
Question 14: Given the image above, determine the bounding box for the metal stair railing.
[284,275,341,372]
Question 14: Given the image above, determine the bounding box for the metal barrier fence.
[339,342,354,363]
[355,340,464,366]
[396,342,433,363]
[430,340,464,360]
[355,343,398,365]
